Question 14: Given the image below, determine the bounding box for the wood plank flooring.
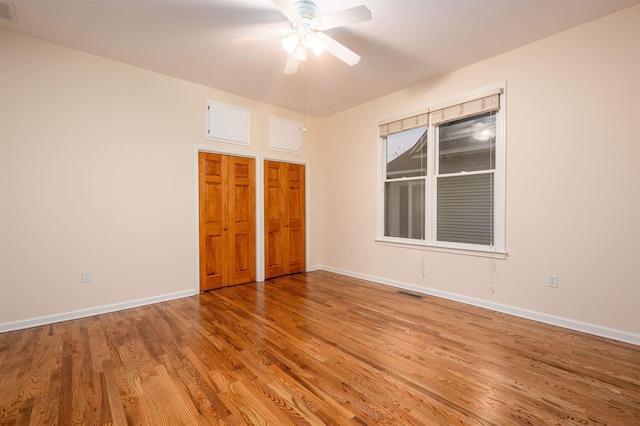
[1,270,639,425]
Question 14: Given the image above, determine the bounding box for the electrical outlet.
[547,274,558,288]
[349,248,354,256]
[82,271,92,283]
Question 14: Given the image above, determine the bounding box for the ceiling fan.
[231,0,372,74]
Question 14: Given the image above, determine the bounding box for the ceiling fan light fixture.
[283,27,324,60]
[293,43,307,61]
[311,39,325,57]
[306,32,325,57]
[235,0,372,74]
[282,33,299,53]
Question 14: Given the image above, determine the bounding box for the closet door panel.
[264,161,285,279]
[199,153,229,290]
[228,156,256,285]
[285,163,305,275]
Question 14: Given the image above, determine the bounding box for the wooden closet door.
[228,156,256,285]
[199,153,255,291]
[264,160,305,279]
[265,161,285,279]
[199,152,228,291]
[285,163,305,274]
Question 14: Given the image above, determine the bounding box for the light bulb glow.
[471,122,496,141]
[282,24,324,61]
[472,126,496,141]
[311,39,325,56]
[294,43,307,61]
[282,33,299,53]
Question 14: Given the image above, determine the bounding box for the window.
[384,126,427,239]
[378,85,505,256]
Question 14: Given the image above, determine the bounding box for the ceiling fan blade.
[314,32,361,66]
[272,0,302,23]
[231,27,292,45]
[317,5,371,31]
[284,54,300,74]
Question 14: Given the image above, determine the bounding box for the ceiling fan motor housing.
[294,0,320,23]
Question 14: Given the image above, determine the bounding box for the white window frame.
[376,83,507,259]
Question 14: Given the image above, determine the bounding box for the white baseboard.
[0,289,198,333]
[319,266,640,347]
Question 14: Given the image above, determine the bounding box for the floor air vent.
[397,290,424,299]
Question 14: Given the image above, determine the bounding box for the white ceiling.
[1,0,638,118]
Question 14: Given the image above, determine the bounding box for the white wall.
[318,5,640,339]
[0,29,321,327]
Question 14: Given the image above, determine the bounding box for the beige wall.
[319,5,640,336]
[0,29,321,325]
[1,5,639,340]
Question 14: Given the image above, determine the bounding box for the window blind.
[437,173,494,246]
[429,90,501,126]
[379,112,428,137]
[380,88,502,137]
[385,182,401,237]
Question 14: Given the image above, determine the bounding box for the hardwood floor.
[1,271,639,425]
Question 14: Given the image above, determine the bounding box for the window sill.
[375,238,507,259]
